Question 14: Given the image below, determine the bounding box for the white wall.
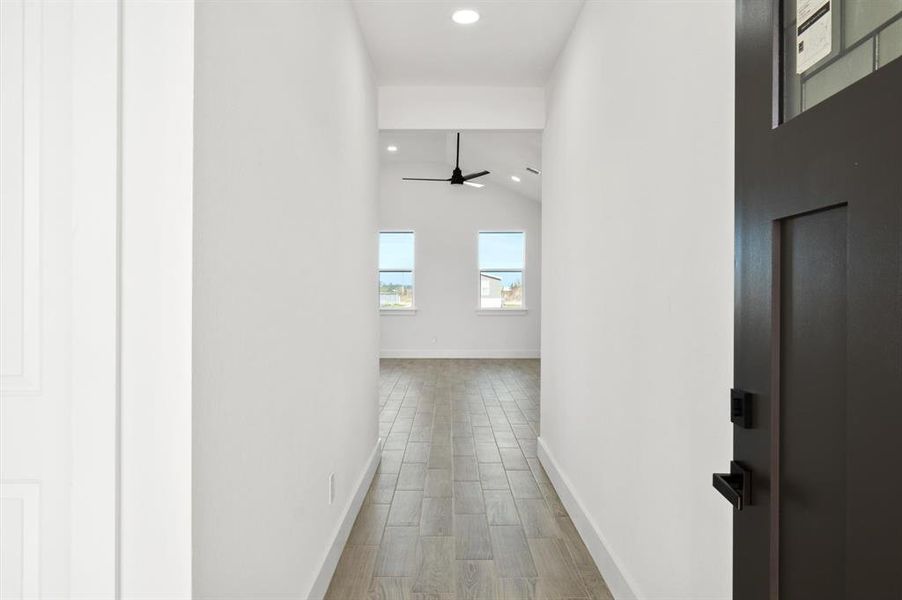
[539,2,734,599]
[120,0,194,597]
[378,86,545,130]
[380,162,541,358]
[192,2,379,598]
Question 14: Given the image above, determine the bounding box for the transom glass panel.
[783,0,902,120]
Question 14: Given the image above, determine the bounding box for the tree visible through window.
[379,232,414,309]
[479,232,525,309]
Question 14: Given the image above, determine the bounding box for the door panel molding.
[0,0,43,396]
[0,481,40,598]
[768,219,781,600]
[772,205,849,599]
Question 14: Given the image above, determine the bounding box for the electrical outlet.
[431,336,437,344]
[328,473,335,505]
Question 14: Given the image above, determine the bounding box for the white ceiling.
[380,130,542,201]
[352,1,585,86]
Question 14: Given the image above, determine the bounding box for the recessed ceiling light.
[464,181,484,188]
[452,9,480,25]
[386,145,398,152]
[511,175,521,183]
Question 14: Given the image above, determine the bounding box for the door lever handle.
[713,461,751,511]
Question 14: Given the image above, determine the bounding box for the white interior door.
[1,1,118,598]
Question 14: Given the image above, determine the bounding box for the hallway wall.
[539,2,735,599]
[192,2,379,598]
[379,161,541,358]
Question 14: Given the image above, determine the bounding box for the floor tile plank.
[349,503,390,546]
[453,456,480,481]
[397,463,428,491]
[499,577,538,600]
[420,497,453,536]
[528,537,588,598]
[476,442,503,463]
[515,498,560,538]
[507,470,542,499]
[375,527,421,577]
[369,576,413,600]
[455,514,493,560]
[424,469,453,498]
[380,450,405,474]
[494,431,520,448]
[428,444,453,470]
[385,431,411,451]
[490,526,537,578]
[500,448,530,471]
[480,463,510,490]
[367,472,399,505]
[453,481,486,514]
[404,442,431,464]
[412,537,455,594]
[485,490,520,526]
[388,491,424,526]
[473,426,496,444]
[325,545,378,600]
[456,560,500,600]
[453,436,476,457]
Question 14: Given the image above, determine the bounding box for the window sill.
[476,309,528,316]
[380,308,417,316]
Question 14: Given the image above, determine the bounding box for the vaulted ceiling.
[352,1,584,86]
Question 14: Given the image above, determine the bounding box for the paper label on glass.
[796,0,832,73]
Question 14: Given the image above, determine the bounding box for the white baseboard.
[380,349,540,359]
[306,438,382,600]
[537,437,640,600]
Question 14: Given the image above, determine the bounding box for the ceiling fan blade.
[463,181,484,188]
[402,177,452,182]
[462,170,490,181]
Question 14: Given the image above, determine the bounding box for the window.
[379,231,415,309]
[782,0,902,120]
[478,232,525,310]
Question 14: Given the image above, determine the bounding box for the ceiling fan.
[403,132,489,188]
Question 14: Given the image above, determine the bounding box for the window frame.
[777,0,902,124]
[476,230,527,313]
[379,230,416,313]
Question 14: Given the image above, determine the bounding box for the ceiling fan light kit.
[402,132,490,187]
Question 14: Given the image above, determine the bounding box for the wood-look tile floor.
[326,359,613,600]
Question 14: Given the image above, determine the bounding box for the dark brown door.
[730,1,902,598]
